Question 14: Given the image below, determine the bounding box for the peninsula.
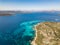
[31,22,60,45]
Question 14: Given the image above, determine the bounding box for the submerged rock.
[0,20,46,45]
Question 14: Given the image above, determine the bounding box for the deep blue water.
[0,12,60,45]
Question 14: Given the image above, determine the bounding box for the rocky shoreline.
[31,22,60,45]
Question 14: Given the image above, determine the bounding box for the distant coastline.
[0,10,60,16]
[0,11,22,16]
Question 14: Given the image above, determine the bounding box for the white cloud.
[0,4,60,11]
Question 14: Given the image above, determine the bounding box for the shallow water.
[0,12,60,45]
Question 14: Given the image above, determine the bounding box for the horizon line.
[0,10,60,11]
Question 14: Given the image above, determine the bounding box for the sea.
[0,12,60,45]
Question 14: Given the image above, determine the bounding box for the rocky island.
[32,22,60,45]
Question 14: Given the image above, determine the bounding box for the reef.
[0,20,44,45]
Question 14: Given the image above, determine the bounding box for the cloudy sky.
[0,0,60,11]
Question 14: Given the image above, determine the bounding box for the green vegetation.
[34,22,60,45]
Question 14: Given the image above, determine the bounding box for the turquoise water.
[0,12,60,45]
[13,20,45,45]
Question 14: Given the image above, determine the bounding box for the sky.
[0,0,60,11]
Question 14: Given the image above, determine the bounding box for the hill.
[32,22,60,45]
